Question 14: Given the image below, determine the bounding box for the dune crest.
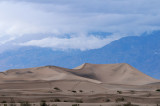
[71,63,159,85]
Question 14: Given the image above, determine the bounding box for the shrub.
[79,90,83,93]
[156,89,160,92]
[54,98,61,102]
[63,100,68,102]
[40,100,48,106]
[1,100,7,103]
[106,98,110,102]
[48,91,53,93]
[20,102,31,106]
[130,90,135,94]
[41,100,46,103]
[115,97,125,102]
[123,102,139,106]
[54,87,61,91]
[90,91,94,93]
[72,90,77,93]
[117,91,122,94]
[72,104,79,106]
[9,104,16,106]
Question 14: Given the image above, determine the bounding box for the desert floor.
[0,80,159,106]
[0,64,159,106]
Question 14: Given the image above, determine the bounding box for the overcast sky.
[0,0,160,51]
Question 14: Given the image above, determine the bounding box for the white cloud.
[0,0,160,51]
[19,34,124,51]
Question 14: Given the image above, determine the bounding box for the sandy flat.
[0,63,159,105]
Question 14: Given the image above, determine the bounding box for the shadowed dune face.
[0,63,159,85]
[72,63,159,85]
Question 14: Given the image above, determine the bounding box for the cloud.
[0,0,160,51]
[19,34,124,51]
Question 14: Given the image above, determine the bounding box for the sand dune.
[0,63,158,85]
[0,65,100,83]
[72,63,159,85]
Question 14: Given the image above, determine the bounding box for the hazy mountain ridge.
[0,31,160,79]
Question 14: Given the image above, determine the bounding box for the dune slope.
[0,66,100,83]
[0,63,158,85]
[71,63,158,85]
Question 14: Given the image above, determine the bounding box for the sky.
[0,0,160,52]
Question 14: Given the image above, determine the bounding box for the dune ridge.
[0,65,101,83]
[72,63,159,85]
[0,63,159,85]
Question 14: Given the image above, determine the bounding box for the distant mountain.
[0,31,160,79]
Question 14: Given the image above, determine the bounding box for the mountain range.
[0,31,160,79]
